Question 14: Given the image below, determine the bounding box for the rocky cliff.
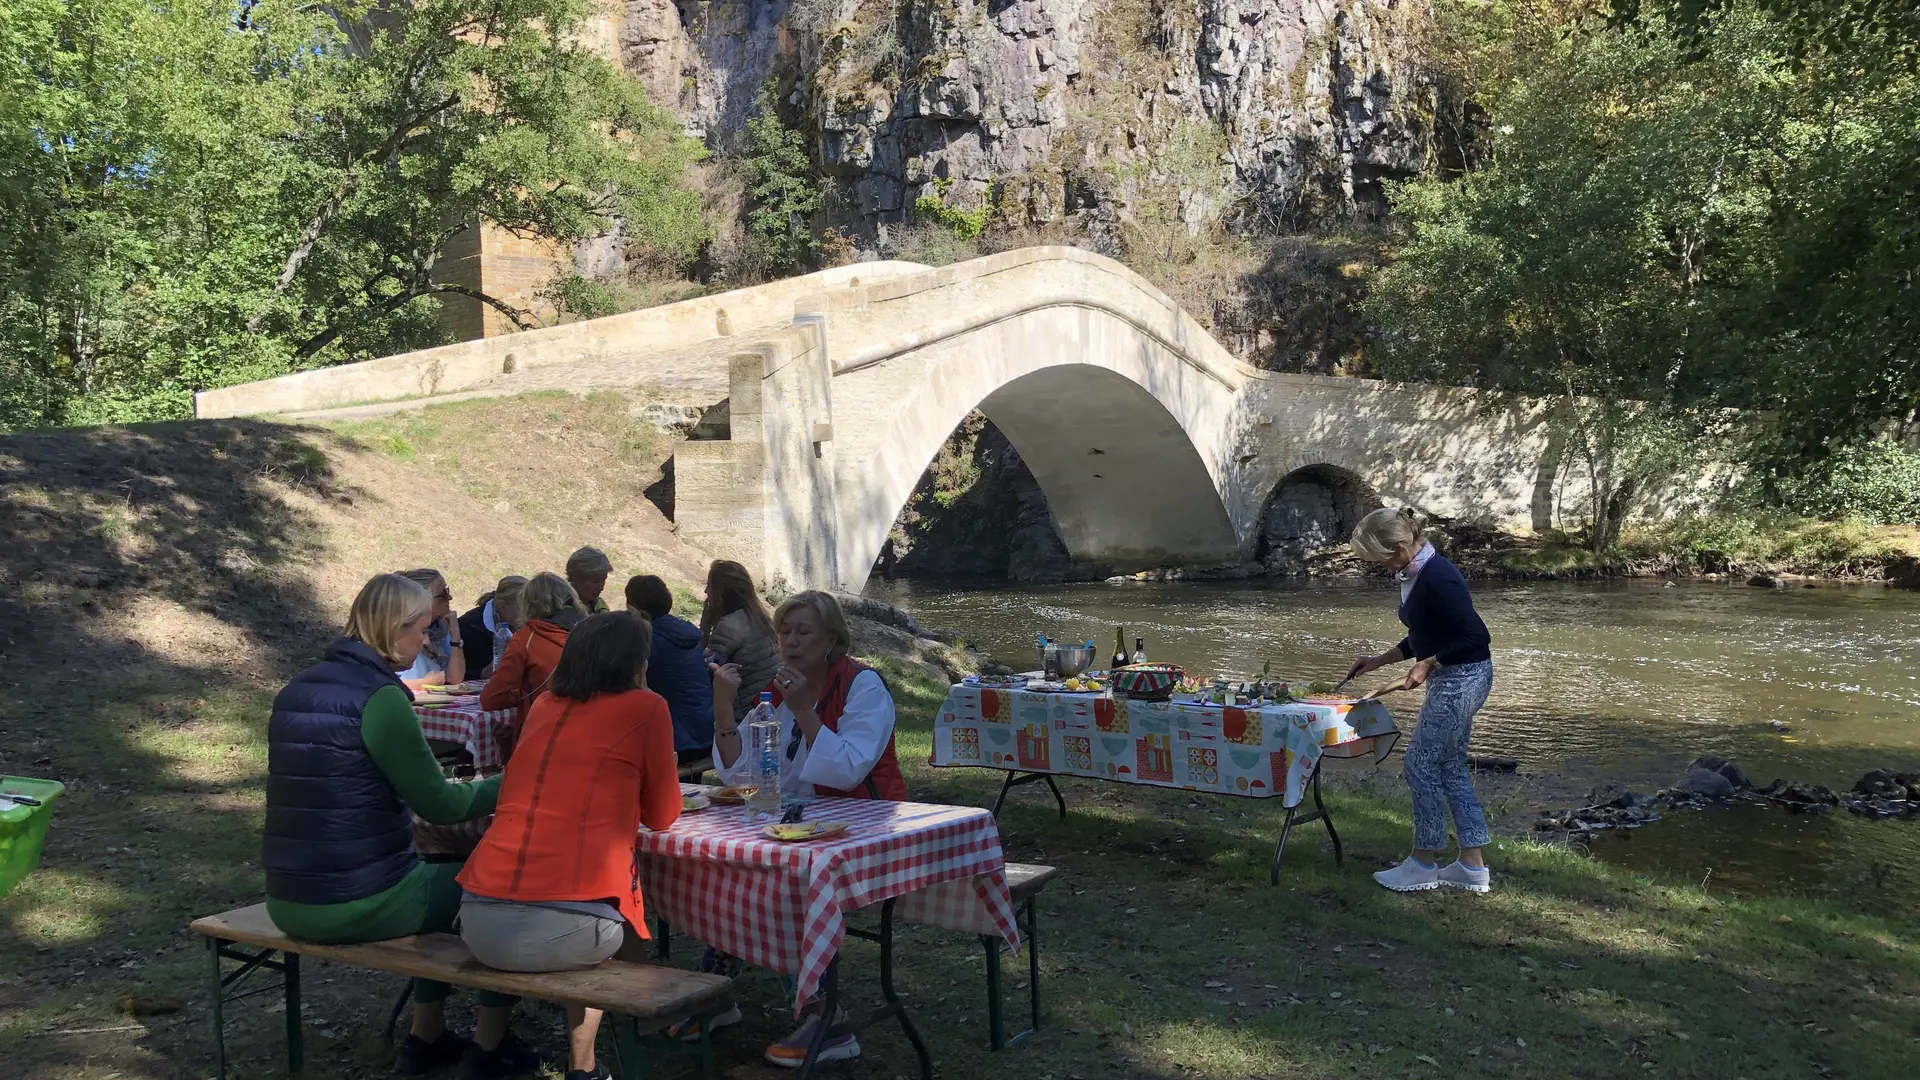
[618,0,1437,236]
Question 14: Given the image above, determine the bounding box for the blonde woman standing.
[1346,507,1496,894]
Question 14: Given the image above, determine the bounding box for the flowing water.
[870,577,1920,898]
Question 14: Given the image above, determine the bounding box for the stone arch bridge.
[198,247,1577,592]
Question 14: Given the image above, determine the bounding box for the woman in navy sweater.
[1346,507,1496,893]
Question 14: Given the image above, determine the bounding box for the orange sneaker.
[763,1012,859,1068]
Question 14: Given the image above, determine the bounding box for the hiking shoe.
[397,1031,470,1075]
[1372,856,1442,892]
[457,1041,533,1080]
[764,1012,859,1068]
[1438,861,1493,893]
[669,1003,742,1043]
[565,1067,613,1080]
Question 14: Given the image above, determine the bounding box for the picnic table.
[930,685,1401,883]
[637,794,1021,1080]
[415,697,518,771]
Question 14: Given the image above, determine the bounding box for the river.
[870,577,1920,900]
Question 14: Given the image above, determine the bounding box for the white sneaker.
[1373,857,1442,892]
[1438,861,1492,893]
[669,1003,741,1042]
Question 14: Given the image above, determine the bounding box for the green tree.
[0,0,705,431]
[1365,6,1787,548]
[740,83,822,273]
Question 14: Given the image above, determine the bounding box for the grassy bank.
[4,657,1917,1080]
[1489,514,1920,582]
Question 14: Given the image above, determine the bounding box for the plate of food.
[410,692,456,707]
[424,681,486,695]
[682,791,712,812]
[707,785,752,805]
[762,821,850,842]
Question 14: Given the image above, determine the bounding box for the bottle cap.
[759,691,773,703]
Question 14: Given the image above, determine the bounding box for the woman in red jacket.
[479,572,583,723]
[458,613,682,1080]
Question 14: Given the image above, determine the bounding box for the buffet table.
[931,685,1401,883]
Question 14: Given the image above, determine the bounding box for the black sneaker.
[457,1041,530,1080]
[494,1032,548,1072]
[565,1067,613,1080]
[397,1031,470,1074]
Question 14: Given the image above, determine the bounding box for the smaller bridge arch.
[1253,464,1383,573]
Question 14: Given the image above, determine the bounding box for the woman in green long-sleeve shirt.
[264,574,530,1079]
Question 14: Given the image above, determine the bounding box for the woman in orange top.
[479,572,583,723]
[458,612,682,1080]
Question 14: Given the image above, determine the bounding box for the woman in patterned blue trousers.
[1346,507,1497,894]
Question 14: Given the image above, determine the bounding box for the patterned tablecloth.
[415,698,518,771]
[931,686,1400,807]
[636,796,1020,1013]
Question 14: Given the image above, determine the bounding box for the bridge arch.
[1253,463,1383,573]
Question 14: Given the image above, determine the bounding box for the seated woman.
[480,572,583,719]
[566,546,614,614]
[707,590,907,1066]
[458,575,526,679]
[395,568,465,690]
[624,574,714,763]
[459,613,682,1080]
[698,560,779,725]
[264,574,530,1078]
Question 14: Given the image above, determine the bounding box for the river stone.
[1679,768,1735,798]
[1687,754,1752,790]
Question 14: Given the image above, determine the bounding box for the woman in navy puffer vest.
[264,574,532,1079]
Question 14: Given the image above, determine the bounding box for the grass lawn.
[3,661,1916,1080]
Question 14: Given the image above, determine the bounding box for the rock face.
[618,0,1437,233]
[878,417,1077,582]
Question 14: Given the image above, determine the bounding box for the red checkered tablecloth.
[636,797,1020,1013]
[415,698,518,770]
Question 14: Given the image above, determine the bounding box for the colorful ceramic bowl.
[1112,663,1185,701]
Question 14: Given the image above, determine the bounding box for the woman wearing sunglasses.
[704,590,908,1065]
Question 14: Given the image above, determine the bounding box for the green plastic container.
[0,776,65,900]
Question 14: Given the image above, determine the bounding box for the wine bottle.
[1111,626,1130,671]
[1133,636,1148,665]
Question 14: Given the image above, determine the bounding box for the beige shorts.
[459,899,626,973]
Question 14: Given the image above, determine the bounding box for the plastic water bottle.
[745,692,781,817]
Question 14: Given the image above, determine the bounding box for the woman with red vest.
[458,613,682,1080]
[706,590,908,1065]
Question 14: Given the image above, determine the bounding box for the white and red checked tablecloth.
[415,697,518,771]
[635,796,1020,1013]
[930,686,1399,807]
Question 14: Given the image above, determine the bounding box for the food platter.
[423,681,485,695]
[761,820,850,842]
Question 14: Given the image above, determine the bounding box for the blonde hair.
[344,573,433,664]
[396,567,449,601]
[492,575,528,628]
[772,590,853,661]
[521,571,582,623]
[1350,506,1430,563]
[565,546,612,577]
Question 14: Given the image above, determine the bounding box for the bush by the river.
[1746,440,1920,526]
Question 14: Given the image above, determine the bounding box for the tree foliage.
[0,0,705,431]
[739,83,823,274]
[1371,1,1919,541]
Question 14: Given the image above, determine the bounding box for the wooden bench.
[981,863,1057,1052]
[190,904,733,1080]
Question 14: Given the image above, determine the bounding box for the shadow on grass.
[0,420,397,1078]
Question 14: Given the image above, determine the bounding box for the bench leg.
[283,951,303,1077]
[207,937,227,1080]
[1026,893,1042,1037]
[611,1014,646,1080]
[384,981,413,1043]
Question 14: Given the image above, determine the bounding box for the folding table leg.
[794,960,840,1080]
[1271,762,1340,884]
[1042,775,1067,819]
[207,937,227,1080]
[991,772,1069,819]
[1315,767,1343,864]
[982,935,1006,1051]
[991,773,1018,817]
[877,900,933,1080]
